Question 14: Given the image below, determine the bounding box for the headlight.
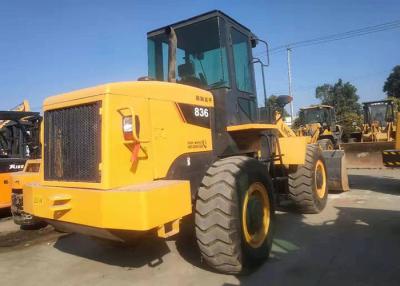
[122,116,133,140]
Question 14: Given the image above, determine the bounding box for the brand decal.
[176,103,212,128]
[195,95,212,103]
[9,164,24,170]
[187,140,208,149]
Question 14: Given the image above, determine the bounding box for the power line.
[259,19,400,55]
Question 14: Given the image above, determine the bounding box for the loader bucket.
[340,141,395,169]
[322,150,350,192]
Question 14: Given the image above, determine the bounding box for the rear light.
[123,116,133,140]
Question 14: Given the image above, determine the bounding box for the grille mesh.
[44,102,101,182]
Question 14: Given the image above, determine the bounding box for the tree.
[383,65,400,98]
[267,95,289,117]
[315,79,362,136]
[315,79,361,117]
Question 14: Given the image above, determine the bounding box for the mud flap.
[322,150,350,192]
[340,141,395,169]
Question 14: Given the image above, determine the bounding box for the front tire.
[288,144,328,213]
[195,156,275,274]
[317,139,334,150]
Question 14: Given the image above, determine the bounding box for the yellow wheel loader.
[342,100,396,168]
[23,11,348,273]
[382,112,400,167]
[297,105,342,150]
[0,101,41,209]
[11,159,46,228]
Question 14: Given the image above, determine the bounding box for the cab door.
[226,25,258,125]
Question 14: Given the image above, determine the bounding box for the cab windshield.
[367,103,390,126]
[302,108,331,125]
[147,17,230,90]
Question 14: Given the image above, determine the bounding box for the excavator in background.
[0,101,41,209]
[22,11,349,273]
[296,105,342,150]
[341,100,396,168]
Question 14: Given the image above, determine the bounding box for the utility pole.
[287,47,294,123]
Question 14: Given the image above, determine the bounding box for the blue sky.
[0,0,399,113]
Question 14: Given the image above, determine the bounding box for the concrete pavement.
[0,169,399,286]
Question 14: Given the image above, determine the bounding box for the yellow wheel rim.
[242,182,270,248]
[315,160,327,198]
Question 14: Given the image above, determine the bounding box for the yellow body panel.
[24,180,191,231]
[0,173,12,208]
[150,100,212,178]
[227,123,278,132]
[26,81,210,232]
[11,159,41,190]
[278,136,308,165]
[43,81,213,109]
[40,81,213,190]
[228,119,309,165]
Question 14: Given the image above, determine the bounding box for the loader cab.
[363,100,394,127]
[147,10,261,129]
[299,105,336,131]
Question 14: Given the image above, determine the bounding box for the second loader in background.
[342,99,396,168]
[297,105,343,150]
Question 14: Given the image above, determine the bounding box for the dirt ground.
[0,169,399,286]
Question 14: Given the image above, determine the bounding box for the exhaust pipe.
[166,26,177,83]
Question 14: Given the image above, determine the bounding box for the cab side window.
[231,28,253,93]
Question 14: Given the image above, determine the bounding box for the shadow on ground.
[0,207,11,220]
[50,206,400,285]
[49,173,400,285]
[349,174,400,195]
[230,206,400,286]
[53,232,171,268]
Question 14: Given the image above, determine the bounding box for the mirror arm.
[252,57,268,108]
[256,38,270,67]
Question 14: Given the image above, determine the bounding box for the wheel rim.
[242,182,270,248]
[315,160,327,198]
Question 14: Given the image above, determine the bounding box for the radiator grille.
[44,102,101,182]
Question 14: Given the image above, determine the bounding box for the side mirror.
[251,38,258,48]
[276,95,293,108]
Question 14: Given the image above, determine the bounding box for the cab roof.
[362,99,393,106]
[300,104,333,110]
[147,10,252,37]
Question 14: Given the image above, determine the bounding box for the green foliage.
[292,116,302,129]
[388,96,400,112]
[315,79,362,136]
[315,79,362,117]
[267,95,289,117]
[340,112,363,136]
[383,65,400,98]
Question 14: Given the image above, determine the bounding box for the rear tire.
[288,144,328,213]
[317,139,334,150]
[195,156,275,274]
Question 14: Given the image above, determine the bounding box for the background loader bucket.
[322,150,350,192]
[340,142,395,169]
